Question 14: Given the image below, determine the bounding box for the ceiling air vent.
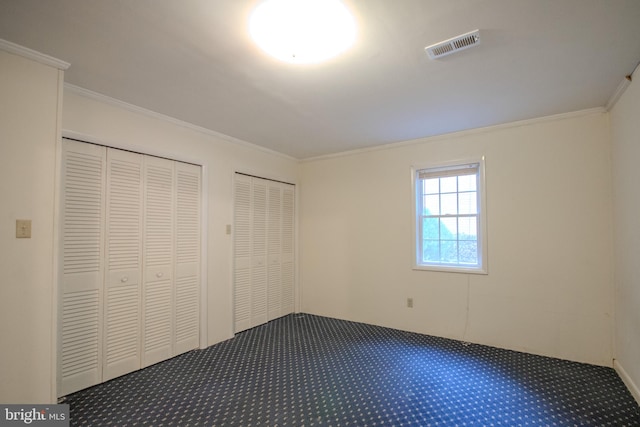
[425,29,480,59]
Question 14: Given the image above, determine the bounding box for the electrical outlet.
[407,297,413,308]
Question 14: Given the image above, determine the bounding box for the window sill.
[413,264,488,275]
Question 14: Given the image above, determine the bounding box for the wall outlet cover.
[16,219,32,238]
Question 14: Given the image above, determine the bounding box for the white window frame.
[411,157,488,274]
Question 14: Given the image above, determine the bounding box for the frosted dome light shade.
[250,0,356,64]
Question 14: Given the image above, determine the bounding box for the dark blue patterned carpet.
[64,314,640,426]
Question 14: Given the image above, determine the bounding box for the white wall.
[0,50,63,403]
[62,87,300,348]
[611,75,640,402]
[300,111,614,366]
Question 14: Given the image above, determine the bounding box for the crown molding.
[605,78,632,112]
[606,61,639,111]
[302,107,606,163]
[64,83,297,162]
[0,39,69,70]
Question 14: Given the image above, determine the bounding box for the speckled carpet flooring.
[64,313,640,426]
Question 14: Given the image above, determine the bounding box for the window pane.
[440,217,457,240]
[423,240,440,262]
[458,174,476,192]
[440,193,457,215]
[423,178,439,195]
[458,217,477,240]
[423,194,439,215]
[415,161,485,272]
[440,240,458,263]
[458,191,477,215]
[459,241,478,264]
[440,176,457,193]
[422,217,439,240]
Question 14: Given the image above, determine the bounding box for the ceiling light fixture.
[249,0,357,64]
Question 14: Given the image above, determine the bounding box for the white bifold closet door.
[267,181,282,321]
[142,156,174,367]
[234,174,295,333]
[103,148,143,382]
[280,185,295,316]
[59,140,106,397]
[59,138,201,397]
[174,162,201,355]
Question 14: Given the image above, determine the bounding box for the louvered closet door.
[103,148,143,381]
[281,184,295,315]
[251,178,268,327]
[234,175,296,332]
[59,139,106,396]
[234,174,252,332]
[174,162,201,355]
[267,181,282,321]
[142,156,175,367]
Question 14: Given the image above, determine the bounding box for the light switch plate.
[16,219,32,238]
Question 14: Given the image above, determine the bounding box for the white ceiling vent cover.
[425,30,480,59]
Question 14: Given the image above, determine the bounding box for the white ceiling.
[1,0,639,159]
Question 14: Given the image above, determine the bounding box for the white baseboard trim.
[614,359,640,405]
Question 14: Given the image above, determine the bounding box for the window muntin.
[414,160,487,273]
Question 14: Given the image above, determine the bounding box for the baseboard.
[614,359,640,405]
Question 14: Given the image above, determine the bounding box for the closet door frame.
[55,132,208,397]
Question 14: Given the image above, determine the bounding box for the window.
[413,158,487,274]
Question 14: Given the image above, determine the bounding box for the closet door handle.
[156,272,164,278]
[121,276,128,283]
